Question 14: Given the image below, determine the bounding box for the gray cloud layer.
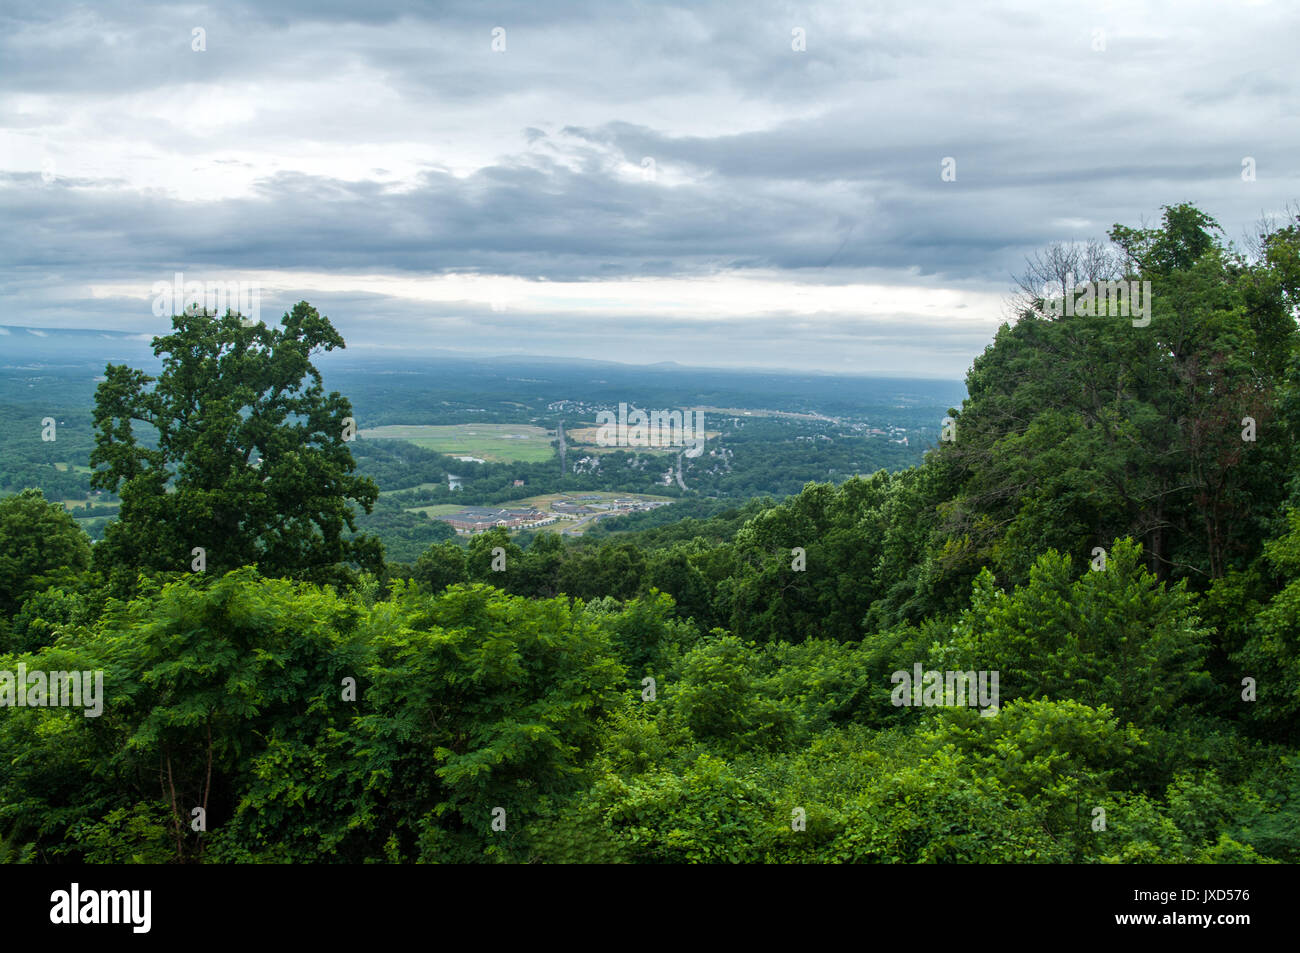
[2,0,1297,375]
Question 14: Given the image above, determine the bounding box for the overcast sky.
[1,0,1297,377]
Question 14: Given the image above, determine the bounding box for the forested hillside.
[1,205,1297,863]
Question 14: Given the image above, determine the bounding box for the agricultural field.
[379,481,447,497]
[402,503,467,517]
[565,425,720,453]
[358,423,555,463]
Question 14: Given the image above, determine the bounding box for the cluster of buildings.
[435,497,673,535]
[850,422,911,443]
[439,507,556,534]
[552,497,669,516]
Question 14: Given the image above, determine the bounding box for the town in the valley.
[440,495,673,535]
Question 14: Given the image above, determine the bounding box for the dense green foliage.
[88,303,382,591]
[1,204,1298,863]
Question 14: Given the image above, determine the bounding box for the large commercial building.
[439,507,553,534]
